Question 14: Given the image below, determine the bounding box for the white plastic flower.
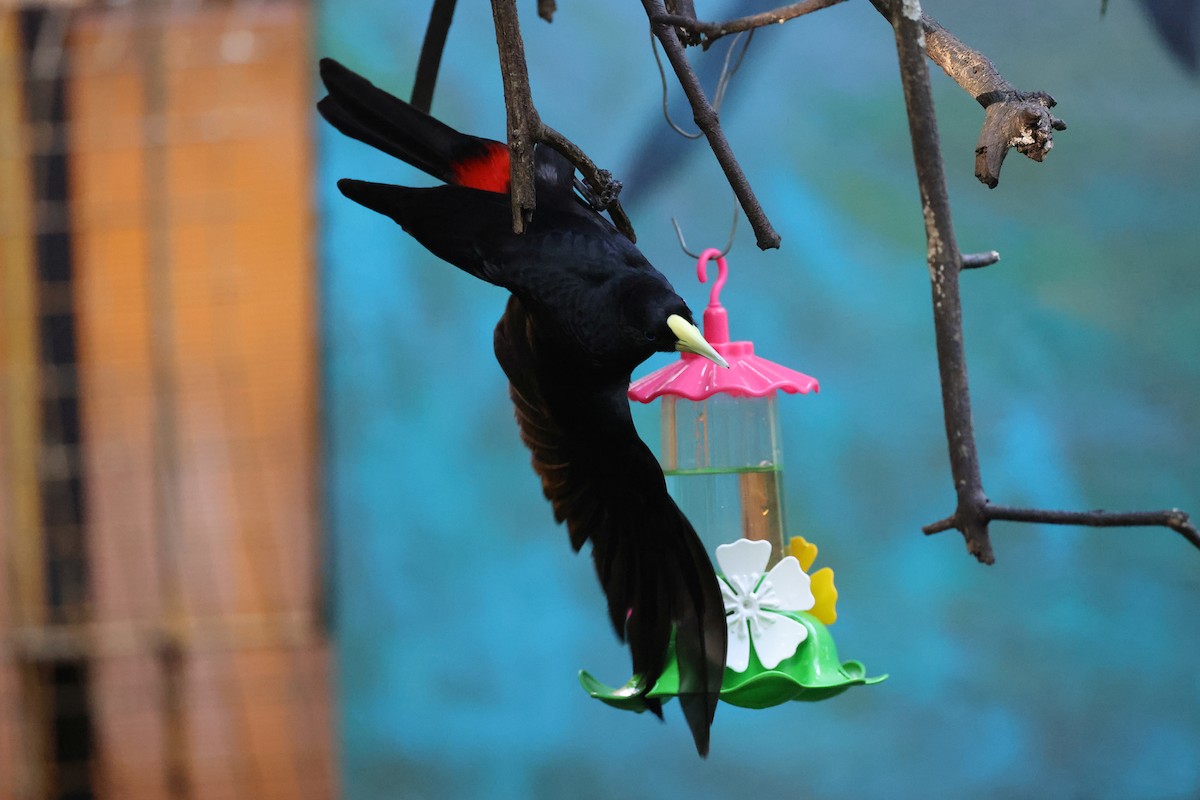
[716,539,815,672]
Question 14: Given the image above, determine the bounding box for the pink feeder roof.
[629,248,819,404]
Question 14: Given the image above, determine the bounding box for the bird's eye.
[645,332,658,342]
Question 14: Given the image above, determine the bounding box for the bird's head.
[610,274,728,374]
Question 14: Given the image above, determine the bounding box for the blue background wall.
[316,2,1200,797]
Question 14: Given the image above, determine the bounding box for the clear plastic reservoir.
[660,393,786,566]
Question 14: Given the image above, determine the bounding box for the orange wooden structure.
[1,4,333,798]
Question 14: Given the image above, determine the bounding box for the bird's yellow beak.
[667,314,729,369]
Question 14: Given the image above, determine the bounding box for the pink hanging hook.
[697,247,728,309]
[696,248,731,344]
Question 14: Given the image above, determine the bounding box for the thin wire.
[651,29,754,140]
[712,29,754,111]
[671,200,739,259]
[653,28,751,258]
[651,29,699,139]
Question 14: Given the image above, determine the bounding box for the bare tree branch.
[926,506,1200,552]
[642,0,781,250]
[537,0,556,23]
[884,0,1195,563]
[870,0,1067,188]
[490,0,540,233]
[488,0,635,239]
[652,0,848,49]
[411,0,457,113]
[884,0,992,562]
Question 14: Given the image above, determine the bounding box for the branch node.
[692,106,719,130]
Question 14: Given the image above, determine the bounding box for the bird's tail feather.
[318,58,509,192]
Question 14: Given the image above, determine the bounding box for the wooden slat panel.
[0,10,44,630]
[0,9,45,800]
[67,5,332,798]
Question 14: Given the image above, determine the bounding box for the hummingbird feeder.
[628,247,819,566]
[581,247,884,713]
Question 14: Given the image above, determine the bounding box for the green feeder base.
[580,611,885,712]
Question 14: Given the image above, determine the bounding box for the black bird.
[318,58,729,755]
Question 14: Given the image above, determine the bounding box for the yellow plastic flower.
[787,535,838,625]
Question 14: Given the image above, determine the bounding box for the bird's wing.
[335,180,514,287]
[494,295,726,756]
[334,180,627,297]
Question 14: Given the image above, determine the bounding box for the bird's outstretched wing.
[494,296,726,756]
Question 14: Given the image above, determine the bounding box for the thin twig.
[925,507,1200,552]
[411,0,457,113]
[961,251,1000,269]
[643,0,780,250]
[653,0,847,49]
[986,507,1200,550]
[869,0,1066,188]
[540,125,635,238]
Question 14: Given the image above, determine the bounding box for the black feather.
[319,58,497,182]
[321,58,728,756]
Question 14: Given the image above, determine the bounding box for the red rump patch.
[451,141,511,193]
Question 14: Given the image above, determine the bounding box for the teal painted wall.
[317,2,1200,797]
